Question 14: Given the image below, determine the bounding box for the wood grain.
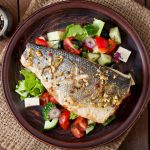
[0,0,18,25]
[119,109,149,150]
[0,1,18,149]
[0,0,149,150]
[19,0,31,19]
[135,0,146,5]
[146,0,150,9]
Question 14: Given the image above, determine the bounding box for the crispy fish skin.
[21,43,132,123]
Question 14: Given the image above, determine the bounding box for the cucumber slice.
[88,119,95,125]
[109,27,121,44]
[44,118,58,130]
[87,53,100,62]
[47,40,59,49]
[98,53,112,66]
[47,31,64,41]
[93,18,105,36]
[103,115,116,126]
[93,46,100,54]
[86,125,95,135]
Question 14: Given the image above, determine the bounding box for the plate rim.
[2,0,150,149]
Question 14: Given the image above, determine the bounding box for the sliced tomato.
[71,124,85,138]
[63,37,81,55]
[40,92,58,105]
[95,36,108,48]
[95,36,109,53]
[83,44,93,52]
[35,38,48,47]
[74,117,87,131]
[107,39,117,54]
[49,95,59,104]
[40,92,49,106]
[59,110,70,130]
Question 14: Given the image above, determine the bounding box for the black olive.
[72,39,83,48]
[110,63,118,69]
[58,41,64,49]
[101,28,110,39]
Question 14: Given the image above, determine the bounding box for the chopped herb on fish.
[21,43,133,124]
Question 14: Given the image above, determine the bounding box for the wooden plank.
[0,0,18,26]
[19,0,31,19]
[119,108,149,150]
[146,0,150,9]
[0,0,18,149]
[135,0,145,6]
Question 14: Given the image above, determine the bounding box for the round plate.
[2,0,150,149]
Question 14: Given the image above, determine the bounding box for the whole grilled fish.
[21,43,134,123]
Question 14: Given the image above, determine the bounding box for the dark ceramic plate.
[2,0,150,149]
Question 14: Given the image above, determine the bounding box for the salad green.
[43,102,56,121]
[15,17,132,139]
[70,112,78,120]
[103,115,116,126]
[64,24,88,41]
[83,24,99,36]
[15,69,45,100]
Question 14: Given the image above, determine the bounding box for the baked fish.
[21,43,134,123]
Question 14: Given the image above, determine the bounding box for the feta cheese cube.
[116,46,131,62]
[24,97,40,108]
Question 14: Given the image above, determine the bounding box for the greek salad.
[16,18,131,138]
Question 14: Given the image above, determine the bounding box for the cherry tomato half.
[35,38,48,47]
[107,39,117,54]
[74,117,88,131]
[63,37,81,55]
[71,123,85,138]
[95,36,109,53]
[40,92,58,105]
[49,95,59,104]
[59,110,70,130]
[40,92,49,106]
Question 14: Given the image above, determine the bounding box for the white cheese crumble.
[116,46,131,62]
[24,97,40,108]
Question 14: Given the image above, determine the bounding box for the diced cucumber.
[47,31,64,41]
[86,125,95,135]
[47,40,59,49]
[87,53,100,62]
[93,46,100,54]
[93,18,105,36]
[88,119,95,125]
[103,115,116,126]
[109,27,121,44]
[98,53,112,66]
[44,118,58,130]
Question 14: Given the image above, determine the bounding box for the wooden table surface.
[0,0,149,150]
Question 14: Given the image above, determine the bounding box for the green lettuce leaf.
[15,69,45,100]
[64,24,88,41]
[83,24,99,36]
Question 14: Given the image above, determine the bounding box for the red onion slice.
[114,52,121,60]
[85,37,96,49]
[49,107,61,119]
